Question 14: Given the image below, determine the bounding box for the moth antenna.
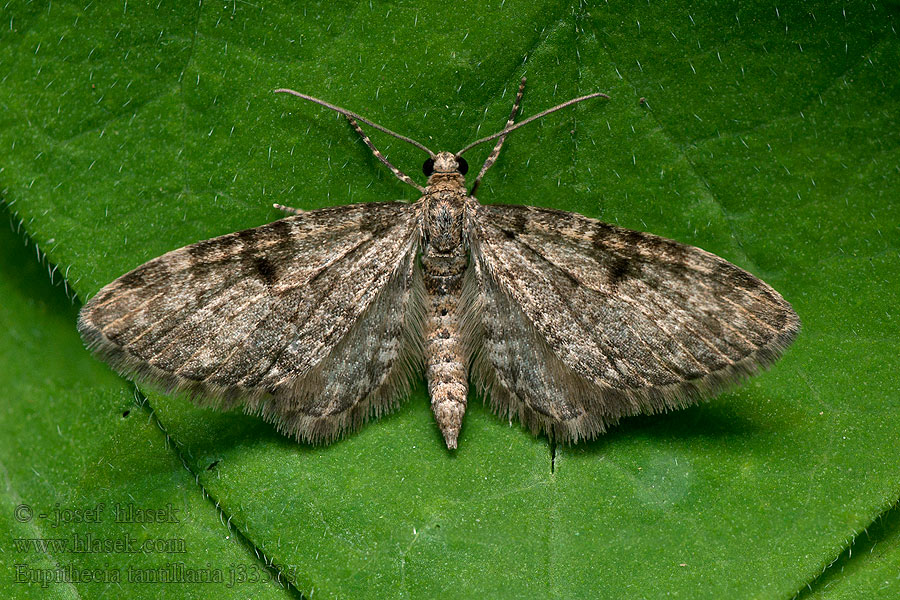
[346,117,424,192]
[456,91,610,156]
[274,88,436,158]
[471,76,527,196]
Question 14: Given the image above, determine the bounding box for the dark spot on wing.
[620,228,645,250]
[251,256,278,285]
[590,221,617,249]
[661,238,689,265]
[188,234,240,261]
[187,260,216,282]
[266,218,293,240]
[608,256,638,286]
[236,226,263,245]
[114,260,172,290]
[656,241,693,277]
[510,210,528,235]
[116,267,146,289]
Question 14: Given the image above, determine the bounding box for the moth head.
[423,151,468,177]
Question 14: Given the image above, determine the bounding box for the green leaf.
[801,502,900,599]
[1,1,898,598]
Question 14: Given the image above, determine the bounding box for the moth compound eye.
[455,156,469,175]
[422,158,435,176]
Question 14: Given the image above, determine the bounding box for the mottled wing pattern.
[78,202,424,443]
[466,203,800,443]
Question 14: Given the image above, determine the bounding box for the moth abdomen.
[422,249,469,450]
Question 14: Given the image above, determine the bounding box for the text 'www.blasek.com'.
[13,533,186,555]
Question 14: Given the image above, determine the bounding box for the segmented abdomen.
[422,250,468,449]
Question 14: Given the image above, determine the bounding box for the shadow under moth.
[78,78,800,449]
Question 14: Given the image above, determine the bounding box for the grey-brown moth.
[78,78,800,449]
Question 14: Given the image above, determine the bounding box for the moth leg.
[273,203,305,215]
[346,117,425,193]
[470,76,526,196]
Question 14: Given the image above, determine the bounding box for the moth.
[78,78,800,449]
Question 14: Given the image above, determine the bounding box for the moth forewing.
[78,203,424,444]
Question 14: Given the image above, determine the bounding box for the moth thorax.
[425,194,465,253]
